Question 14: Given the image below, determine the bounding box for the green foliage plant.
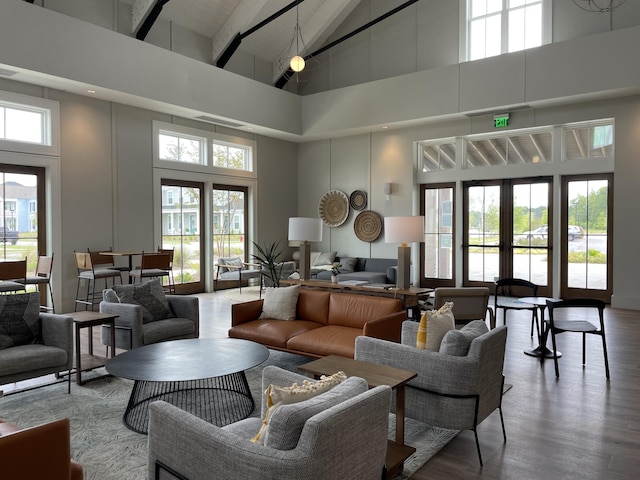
[252,241,285,287]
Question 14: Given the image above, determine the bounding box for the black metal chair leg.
[473,428,483,466]
[551,329,560,377]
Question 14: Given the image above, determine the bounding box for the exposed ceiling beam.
[488,139,506,163]
[529,133,547,163]
[467,141,491,166]
[132,0,171,40]
[275,0,419,88]
[212,0,271,68]
[572,129,586,157]
[507,137,526,163]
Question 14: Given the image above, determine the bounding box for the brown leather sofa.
[229,288,406,358]
[0,418,84,480]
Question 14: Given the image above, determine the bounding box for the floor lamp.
[288,217,323,281]
[384,216,425,290]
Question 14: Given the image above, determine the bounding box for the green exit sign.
[494,113,510,128]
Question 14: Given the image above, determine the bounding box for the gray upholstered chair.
[355,320,508,466]
[260,261,296,288]
[99,280,199,351]
[0,292,73,393]
[147,365,392,480]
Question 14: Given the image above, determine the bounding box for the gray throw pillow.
[439,320,488,356]
[264,376,368,450]
[339,257,357,272]
[0,292,41,350]
[113,279,174,323]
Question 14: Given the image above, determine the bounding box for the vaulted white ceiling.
[130,0,361,83]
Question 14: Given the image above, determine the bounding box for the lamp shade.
[288,217,322,242]
[384,216,425,244]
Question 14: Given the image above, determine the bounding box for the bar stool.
[74,251,121,311]
[22,253,55,312]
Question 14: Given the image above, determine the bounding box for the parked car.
[522,225,548,240]
[521,225,582,241]
[0,227,18,245]
[568,225,583,240]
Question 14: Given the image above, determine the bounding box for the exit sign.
[493,113,510,128]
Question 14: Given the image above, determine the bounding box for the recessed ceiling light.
[87,89,96,94]
[382,126,389,129]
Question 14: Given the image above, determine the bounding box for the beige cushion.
[259,285,300,320]
[313,251,337,266]
[252,371,347,445]
[416,301,455,351]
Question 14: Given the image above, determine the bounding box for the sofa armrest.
[231,299,264,326]
[167,296,199,337]
[362,311,406,343]
[99,301,145,348]
[40,313,73,359]
[355,335,481,396]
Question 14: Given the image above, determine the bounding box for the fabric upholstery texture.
[111,279,174,324]
[147,366,392,480]
[253,370,347,445]
[312,251,337,266]
[0,312,73,386]
[100,295,199,350]
[439,319,489,356]
[259,285,300,320]
[416,301,455,351]
[0,292,41,349]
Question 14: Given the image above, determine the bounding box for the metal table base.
[123,371,254,434]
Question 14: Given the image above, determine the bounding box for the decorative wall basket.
[349,190,368,211]
[318,190,349,227]
[354,210,383,242]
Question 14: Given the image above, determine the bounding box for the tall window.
[212,185,248,263]
[421,184,455,287]
[466,0,547,61]
[161,181,203,294]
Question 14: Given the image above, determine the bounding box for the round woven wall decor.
[318,190,349,227]
[349,190,368,211]
[354,210,383,242]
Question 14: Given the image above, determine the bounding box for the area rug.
[222,285,262,302]
[0,350,457,479]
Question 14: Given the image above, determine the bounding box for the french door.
[560,174,613,302]
[161,180,204,294]
[212,184,249,265]
[463,177,552,296]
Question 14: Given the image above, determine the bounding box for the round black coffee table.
[105,338,269,434]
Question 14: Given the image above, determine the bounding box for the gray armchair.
[99,295,199,351]
[355,320,508,466]
[147,366,392,480]
[0,312,73,393]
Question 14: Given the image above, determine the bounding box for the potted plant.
[252,241,285,288]
[330,263,342,283]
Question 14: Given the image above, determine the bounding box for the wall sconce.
[288,217,322,280]
[384,216,425,290]
[384,182,392,200]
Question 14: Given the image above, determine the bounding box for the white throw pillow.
[416,301,456,351]
[259,285,300,320]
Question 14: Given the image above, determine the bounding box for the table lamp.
[288,217,322,280]
[384,216,425,290]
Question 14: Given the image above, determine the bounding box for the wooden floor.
[4,290,640,479]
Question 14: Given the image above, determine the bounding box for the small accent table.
[299,355,417,480]
[521,296,563,359]
[67,311,118,385]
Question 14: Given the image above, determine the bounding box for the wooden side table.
[67,311,118,385]
[299,355,417,479]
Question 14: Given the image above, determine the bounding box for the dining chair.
[494,278,539,336]
[129,252,172,292]
[74,251,122,311]
[22,253,55,312]
[546,298,610,379]
[0,258,27,294]
[157,246,176,294]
